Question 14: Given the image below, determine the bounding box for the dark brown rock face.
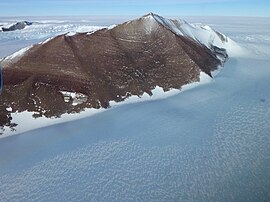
[0,14,225,132]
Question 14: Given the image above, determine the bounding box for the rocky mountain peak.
[142,12,156,19]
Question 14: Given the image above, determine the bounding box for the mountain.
[0,13,233,132]
[1,21,33,32]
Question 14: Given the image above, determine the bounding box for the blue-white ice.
[0,17,270,202]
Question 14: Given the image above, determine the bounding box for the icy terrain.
[0,16,270,201]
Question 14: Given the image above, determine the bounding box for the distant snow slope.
[150,13,244,57]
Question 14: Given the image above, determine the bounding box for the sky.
[0,0,269,17]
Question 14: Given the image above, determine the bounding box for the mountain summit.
[0,13,233,131]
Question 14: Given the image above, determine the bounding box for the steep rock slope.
[0,13,230,131]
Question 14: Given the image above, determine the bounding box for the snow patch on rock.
[60,91,88,106]
[2,45,33,66]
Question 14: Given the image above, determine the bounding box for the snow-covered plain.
[0,16,270,201]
